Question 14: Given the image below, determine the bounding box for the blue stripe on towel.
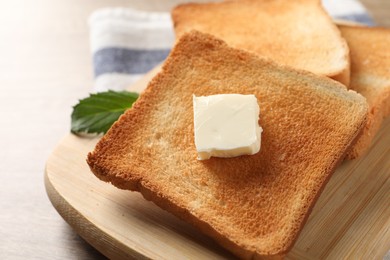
[93,48,171,76]
[334,13,375,26]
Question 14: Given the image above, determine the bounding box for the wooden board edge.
[44,160,148,260]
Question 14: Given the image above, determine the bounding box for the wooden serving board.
[45,68,390,259]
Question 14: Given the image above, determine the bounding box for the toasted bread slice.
[339,25,390,159]
[87,31,367,259]
[172,0,350,86]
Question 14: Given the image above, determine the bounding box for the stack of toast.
[338,25,390,158]
[87,0,389,258]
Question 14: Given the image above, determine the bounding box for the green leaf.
[71,90,139,134]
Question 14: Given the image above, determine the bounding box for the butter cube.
[193,94,262,160]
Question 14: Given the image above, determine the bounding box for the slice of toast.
[87,31,367,259]
[339,25,390,159]
[172,0,350,86]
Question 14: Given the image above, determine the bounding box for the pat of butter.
[193,94,262,160]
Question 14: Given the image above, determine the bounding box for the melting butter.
[193,94,262,160]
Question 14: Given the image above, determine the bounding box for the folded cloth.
[89,8,174,92]
[89,0,374,92]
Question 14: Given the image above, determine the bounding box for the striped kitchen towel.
[89,0,374,92]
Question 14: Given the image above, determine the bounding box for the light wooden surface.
[45,69,390,259]
[0,0,389,259]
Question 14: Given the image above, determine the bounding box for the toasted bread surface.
[87,31,367,258]
[339,25,390,159]
[172,0,350,86]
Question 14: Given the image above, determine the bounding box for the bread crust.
[338,25,390,159]
[87,31,367,258]
[172,0,350,86]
